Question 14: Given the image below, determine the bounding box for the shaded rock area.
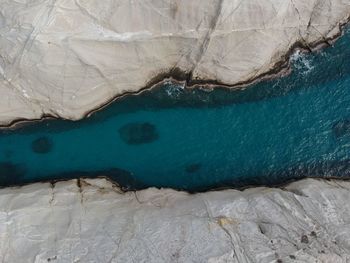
[107,168,147,191]
[0,177,350,262]
[31,136,53,154]
[38,168,147,192]
[119,122,159,145]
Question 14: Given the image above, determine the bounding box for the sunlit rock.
[0,0,350,125]
[0,178,349,262]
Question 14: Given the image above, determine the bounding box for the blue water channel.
[1,29,350,191]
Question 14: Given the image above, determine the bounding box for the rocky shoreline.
[0,177,349,262]
[1,0,350,126]
[2,2,350,262]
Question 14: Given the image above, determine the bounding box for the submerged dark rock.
[332,119,350,138]
[4,150,12,159]
[185,163,202,173]
[119,122,159,145]
[0,162,25,186]
[31,136,53,154]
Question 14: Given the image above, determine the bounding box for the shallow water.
[1,29,350,191]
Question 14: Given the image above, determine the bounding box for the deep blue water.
[1,29,350,191]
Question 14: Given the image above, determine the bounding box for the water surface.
[1,30,350,191]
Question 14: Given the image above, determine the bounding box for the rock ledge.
[1,178,350,262]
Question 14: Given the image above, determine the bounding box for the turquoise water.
[1,30,350,191]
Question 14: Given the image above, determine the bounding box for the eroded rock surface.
[0,178,350,262]
[1,0,350,124]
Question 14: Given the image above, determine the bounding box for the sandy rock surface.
[0,178,349,262]
[1,0,350,124]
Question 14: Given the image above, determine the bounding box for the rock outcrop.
[1,0,350,125]
[0,178,350,262]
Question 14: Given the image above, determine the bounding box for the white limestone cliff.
[1,0,350,125]
[0,178,350,262]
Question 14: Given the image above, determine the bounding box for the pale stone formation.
[0,178,349,262]
[0,0,350,125]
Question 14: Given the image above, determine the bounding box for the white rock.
[0,178,350,262]
[0,0,350,125]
